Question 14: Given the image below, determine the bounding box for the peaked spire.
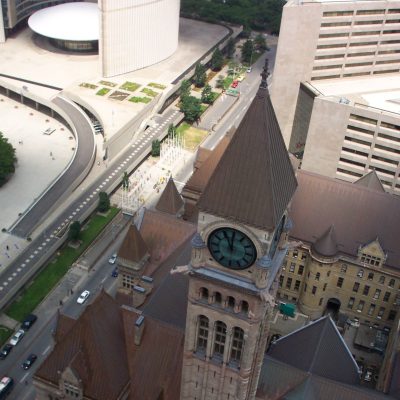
[312,225,338,257]
[156,177,184,215]
[118,223,149,263]
[197,64,297,231]
[354,170,385,193]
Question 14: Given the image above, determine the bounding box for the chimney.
[134,315,145,346]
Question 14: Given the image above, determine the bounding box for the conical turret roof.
[118,223,149,263]
[312,225,338,257]
[197,69,297,231]
[156,177,184,215]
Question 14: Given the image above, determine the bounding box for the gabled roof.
[118,223,149,263]
[197,85,297,231]
[289,170,400,268]
[268,316,360,385]
[354,170,385,193]
[156,177,184,215]
[312,225,338,257]
[35,291,130,400]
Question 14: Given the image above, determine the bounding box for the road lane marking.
[20,372,29,383]
[42,345,51,356]
[101,276,107,284]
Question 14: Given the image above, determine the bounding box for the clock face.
[207,227,257,270]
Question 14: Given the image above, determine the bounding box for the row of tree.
[0,132,16,187]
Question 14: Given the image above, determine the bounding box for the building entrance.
[325,298,341,319]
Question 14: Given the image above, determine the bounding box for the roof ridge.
[308,316,330,373]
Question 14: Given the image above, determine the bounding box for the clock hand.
[231,231,236,250]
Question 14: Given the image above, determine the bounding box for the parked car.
[111,267,118,278]
[22,354,37,370]
[0,344,13,360]
[247,67,252,73]
[77,290,90,305]
[108,253,117,265]
[21,314,37,331]
[231,80,239,88]
[9,329,25,346]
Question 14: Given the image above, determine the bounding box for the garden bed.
[120,81,141,92]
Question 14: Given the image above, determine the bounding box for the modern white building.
[271,0,400,194]
[99,0,180,77]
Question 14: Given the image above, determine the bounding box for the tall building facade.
[271,0,400,194]
[180,67,298,400]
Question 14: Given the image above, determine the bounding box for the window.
[289,263,296,273]
[312,286,317,295]
[368,304,376,316]
[215,292,222,304]
[200,287,209,300]
[381,293,391,305]
[363,285,370,296]
[379,276,385,284]
[388,310,397,321]
[294,280,301,291]
[357,300,365,312]
[353,282,360,293]
[323,283,327,291]
[373,289,381,300]
[293,251,298,259]
[301,253,307,260]
[213,321,227,358]
[367,272,374,281]
[389,279,395,288]
[341,264,347,273]
[316,272,320,281]
[357,269,364,278]
[361,254,381,267]
[298,265,304,275]
[304,283,307,293]
[337,277,344,288]
[286,278,293,290]
[197,316,209,353]
[279,275,284,287]
[327,271,331,277]
[64,382,80,398]
[227,296,235,310]
[230,327,244,364]
[241,301,249,314]
[348,297,355,309]
[378,307,385,319]
[319,298,323,306]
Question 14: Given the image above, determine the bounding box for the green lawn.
[223,76,234,89]
[0,326,12,346]
[120,81,141,92]
[141,88,158,97]
[176,123,208,151]
[129,96,152,104]
[96,88,111,96]
[148,82,166,90]
[99,80,117,87]
[5,208,120,322]
[80,83,98,90]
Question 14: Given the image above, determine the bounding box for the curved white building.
[99,0,180,77]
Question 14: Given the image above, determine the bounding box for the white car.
[108,253,117,265]
[247,67,252,73]
[9,329,25,346]
[77,290,90,305]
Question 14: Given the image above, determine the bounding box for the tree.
[98,191,110,212]
[210,48,224,71]
[0,132,16,187]
[122,172,129,190]
[201,84,214,104]
[180,79,191,99]
[225,37,235,59]
[179,95,202,123]
[241,39,254,64]
[68,221,81,242]
[255,33,268,51]
[168,123,177,138]
[193,63,207,88]
[152,139,161,157]
[216,75,225,89]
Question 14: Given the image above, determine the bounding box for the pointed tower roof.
[312,225,338,257]
[354,170,385,193]
[197,61,297,231]
[156,177,184,215]
[268,316,360,385]
[118,223,149,263]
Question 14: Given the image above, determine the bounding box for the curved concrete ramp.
[10,96,96,238]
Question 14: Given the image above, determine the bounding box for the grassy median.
[5,208,120,322]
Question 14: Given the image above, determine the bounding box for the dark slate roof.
[290,170,400,269]
[197,86,298,231]
[118,223,149,263]
[312,225,338,257]
[35,291,130,400]
[155,177,184,215]
[268,315,360,385]
[390,351,400,398]
[354,170,385,192]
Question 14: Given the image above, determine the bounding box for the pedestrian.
[6,245,9,251]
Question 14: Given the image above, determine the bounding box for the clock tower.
[180,61,298,400]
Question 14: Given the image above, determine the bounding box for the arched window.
[196,315,209,353]
[230,327,245,364]
[227,296,235,310]
[213,321,227,358]
[241,301,249,314]
[214,292,222,305]
[200,287,209,300]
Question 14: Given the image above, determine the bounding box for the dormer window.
[361,253,381,267]
[64,382,81,399]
